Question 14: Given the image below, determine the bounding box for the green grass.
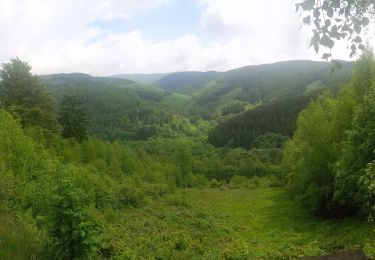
[102,188,375,259]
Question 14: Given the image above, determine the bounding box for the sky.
[0,0,369,75]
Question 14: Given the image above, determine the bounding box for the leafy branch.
[296,0,374,60]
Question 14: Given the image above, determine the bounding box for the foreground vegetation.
[3,186,374,259]
[106,188,374,259]
[0,50,375,259]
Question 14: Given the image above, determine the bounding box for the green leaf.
[300,0,315,11]
[350,44,357,57]
[314,19,321,29]
[358,44,366,51]
[309,30,320,53]
[303,16,311,25]
[362,17,370,26]
[320,34,335,49]
[330,25,340,39]
[354,36,363,43]
[345,6,351,17]
[322,53,331,60]
[327,7,334,17]
[354,23,362,34]
[314,43,319,53]
[332,0,341,9]
[314,9,320,18]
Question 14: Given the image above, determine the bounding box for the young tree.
[0,58,57,130]
[363,161,375,217]
[175,141,192,188]
[49,175,96,259]
[58,95,88,143]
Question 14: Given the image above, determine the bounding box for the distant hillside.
[157,71,223,95]
[208,93,319,149]
[205,61,354,149]
[42,73,135,86]
[40,60,354,142]
[41,73,191,141]
[194,60,353,106]
[112,73,167,83]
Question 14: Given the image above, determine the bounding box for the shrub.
[144,183,175,198]
[49,176,97,259]
[117,184,147,208]
[230,175,249,189]
[210,179,221,188]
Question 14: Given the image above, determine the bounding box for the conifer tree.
[58,95,88,143]
[0,57,57,130]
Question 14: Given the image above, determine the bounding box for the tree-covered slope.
[42,73,135,86]
[41,73,193,141]
[41,61,354,143]
[208,93,319,149]
[157,71,223,95]
[193,60,353,106]
[112,73,167,83]
[204,61,354,150]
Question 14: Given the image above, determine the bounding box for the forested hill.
[42,73,135,86]
[112,73,167,83]
[205,61,353,149]
[193,60,353,106]
[156,71,223,95]
[39,60,354,143]
[208,93,319,149]
[41,73,193,141]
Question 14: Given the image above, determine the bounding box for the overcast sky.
[0,0,368,75]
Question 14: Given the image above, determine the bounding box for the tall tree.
[58,95,88,142]
[282,51,374,216]
[0,58,57,130]
[334,67,375,214]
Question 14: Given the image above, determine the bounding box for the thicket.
[283,50,375,217]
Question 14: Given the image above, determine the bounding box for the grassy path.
[110,188,375,259]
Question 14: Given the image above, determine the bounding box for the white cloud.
[198,0,358,64]
[0,0,365,75]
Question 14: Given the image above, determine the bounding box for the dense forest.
[1,49,375,258]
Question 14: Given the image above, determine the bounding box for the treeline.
[283,50,375,218]
[132,137,284,182]
[44,73,201,141]
[208,93,318,149]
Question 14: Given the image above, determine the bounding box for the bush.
[117,184,147,208]
[144,183,175,198]
[210,179,221,188]
[230,175,249,189]
[49,176,97,259]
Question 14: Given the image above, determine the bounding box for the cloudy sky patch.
[0,0,365,75]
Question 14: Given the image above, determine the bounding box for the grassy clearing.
[104,188,375,259]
